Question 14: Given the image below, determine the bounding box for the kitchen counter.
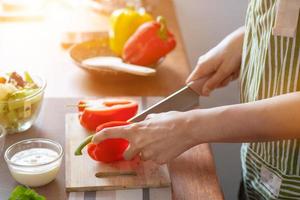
[0,98,224,200]
[0,0,224,199]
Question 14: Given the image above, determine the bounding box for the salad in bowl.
[0,72,46,134]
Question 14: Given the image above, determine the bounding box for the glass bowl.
[0,75,46,134]
[0,125,6,156]
[4,138,63,187]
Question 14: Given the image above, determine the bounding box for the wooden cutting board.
[65,113,171,192]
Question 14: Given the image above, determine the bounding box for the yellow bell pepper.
[109,7,153,55]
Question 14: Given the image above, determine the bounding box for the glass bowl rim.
[0,125,6,139]
[0,74,46,104]
[4,138,63,168]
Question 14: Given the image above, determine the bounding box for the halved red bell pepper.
[75,121,130,163]
[79,99,138,131]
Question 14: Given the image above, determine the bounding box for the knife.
[129,78,207,122]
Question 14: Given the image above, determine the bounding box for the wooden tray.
[65,113,171,192]
[68,34,162,78]
[68,35,121,75]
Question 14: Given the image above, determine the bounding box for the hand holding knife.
[129,77,208,122]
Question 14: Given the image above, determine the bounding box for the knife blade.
[129,79,206,123]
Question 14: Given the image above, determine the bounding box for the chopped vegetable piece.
[9,72,26,87]
[9,89,39,100]
[24,71,34,83]
[9,185,46,200]
[0,83,17,101]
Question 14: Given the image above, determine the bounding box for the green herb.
[9,185,46,200]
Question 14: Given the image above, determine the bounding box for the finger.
[232,69,240,80]
[217,75,233,88]
[140,142,170,164]
[202,67,231,95]
[186,55,221,83]
[92,127,130,144]
[145,113,157,120]
[187,76,211,96]
[153,156,168,165]
[140,149,154,161]
[146,111,175,119]
[123,144,141,161]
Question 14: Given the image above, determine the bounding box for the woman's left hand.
[92,111,197,164]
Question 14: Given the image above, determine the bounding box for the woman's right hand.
[186,26,245,96]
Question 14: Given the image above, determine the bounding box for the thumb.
[123,144,140,161]
[145,113,158,120]
[92,127,129,144]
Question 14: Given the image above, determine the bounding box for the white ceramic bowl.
[4,138,63,187]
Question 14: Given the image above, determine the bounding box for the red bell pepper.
[122,16,176,66]
[75,121,130,163]
[79,99,138,131]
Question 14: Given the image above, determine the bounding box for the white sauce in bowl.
[11,148,58,166]
[9,148,62,187]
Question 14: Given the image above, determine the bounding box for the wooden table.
[0,98,223,200]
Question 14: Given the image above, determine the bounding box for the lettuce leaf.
[8,185,46,200]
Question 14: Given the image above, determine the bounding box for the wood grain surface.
[0,98,223,200]
[65,114,171,192]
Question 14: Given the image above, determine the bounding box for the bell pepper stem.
[157,16,168,40]
[74,135,94,156]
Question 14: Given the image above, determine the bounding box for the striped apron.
[240,0,300,199]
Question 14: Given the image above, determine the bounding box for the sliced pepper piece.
[109,6,153,55]
[122,16,176,66]
[79,99,138,131]
[75,121,130,163]
[0,77,6,84]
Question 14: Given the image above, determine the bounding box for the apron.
[240,0,300,199]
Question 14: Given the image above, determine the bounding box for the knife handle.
[187,77,210,96]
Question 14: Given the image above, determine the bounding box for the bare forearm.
[187,92,300,144]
